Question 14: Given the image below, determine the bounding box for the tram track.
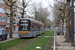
[43,32,54,50]
[24,36,44,50]
[24,32,53,50]
[43,35,52,50]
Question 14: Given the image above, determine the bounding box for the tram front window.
[19,24,30,31]
[19,20,30,31]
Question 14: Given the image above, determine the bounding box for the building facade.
[0,0,7,29]
[12,0,22,32]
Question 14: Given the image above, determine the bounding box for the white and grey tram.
[18,18,45,37]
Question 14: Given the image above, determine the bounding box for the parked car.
[56,29,61,35]
[0,29,8,41]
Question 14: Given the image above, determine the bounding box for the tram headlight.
[28,32,30,33]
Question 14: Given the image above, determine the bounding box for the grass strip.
[18,37,49,50]
[40,29,55,36]
[45,29,55,50]
[45,37,52,50]
[0,29,55,50]
[0,38,31,50]
[18,29,55,50]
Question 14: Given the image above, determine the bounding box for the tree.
[56,0,66,35]
[4,0,17,38]
[65,0,71,42]
[28,3,51,27]
[18,0,30,18]
[38,6,51,27]
[52,0,68,36]
[52,2,62,27]
[55,0,71,42]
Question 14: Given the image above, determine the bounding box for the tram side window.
[19,26,23,31]
[40,25,42,30]
[38,25,40,31]
[34,24,36,31]
[31,23,34,31]
[36,24,37,31]
[32,23,37,31]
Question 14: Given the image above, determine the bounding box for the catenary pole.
[71,0,74,46]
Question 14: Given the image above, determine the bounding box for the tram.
[18,18,45,37]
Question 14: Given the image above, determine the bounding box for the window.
[0,8,5,13]
[17,9,20,12]
[13,19,16,23]
[7,9,10,14]
[16,3,23,8]
[0,30,2,33]
[0,16,5,22]
[0,0,4,4]
[19,20,30,31]
[18,0,22,2]
[7,17,10,23]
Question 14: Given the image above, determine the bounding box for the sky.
[20,0,54,20]
[30,0,54,8]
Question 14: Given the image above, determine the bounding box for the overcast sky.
[20,0,54,20]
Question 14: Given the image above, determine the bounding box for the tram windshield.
[19,19,31,31]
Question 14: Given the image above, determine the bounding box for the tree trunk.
[22,10,24,18]
[22,13,23,18]
[65,0,71,42]
[9,1,13,38]
[65,17,71,42]
[61,20,64,35]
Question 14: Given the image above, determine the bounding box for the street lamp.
[34,12,39,20]
[71,0,74,46]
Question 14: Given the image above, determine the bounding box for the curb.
[54,33,56,50]
[0,37,19,43]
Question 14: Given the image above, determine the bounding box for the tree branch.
[25,0,30,7]
[4,0,11,7]
[12,10,17,13]
[56,0,66,4]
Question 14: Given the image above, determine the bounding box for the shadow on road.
[19,37,35,39]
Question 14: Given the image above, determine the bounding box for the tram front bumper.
[19,34,32,37]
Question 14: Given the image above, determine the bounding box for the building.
[0,0,7,29]
[5,0,22,32]
[0,0,35,32]
[12,0,35,32]
[12,0,22,32]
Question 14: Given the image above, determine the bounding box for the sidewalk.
[0,32,19,43]
[0,37,19,43]
[56,35,75,50]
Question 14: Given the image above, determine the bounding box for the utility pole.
[35,12,39,20]
[71,0,74,46]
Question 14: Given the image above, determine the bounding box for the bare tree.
[28,3,51,28]
[52,0,67,35]
[65,0,71,42]
[4,0,17,38]
[38,4,50,27]
[52,2,62,27]
[18,0,30,18]
[54,0,71,42]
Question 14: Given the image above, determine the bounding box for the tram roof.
[20,18,44,25]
